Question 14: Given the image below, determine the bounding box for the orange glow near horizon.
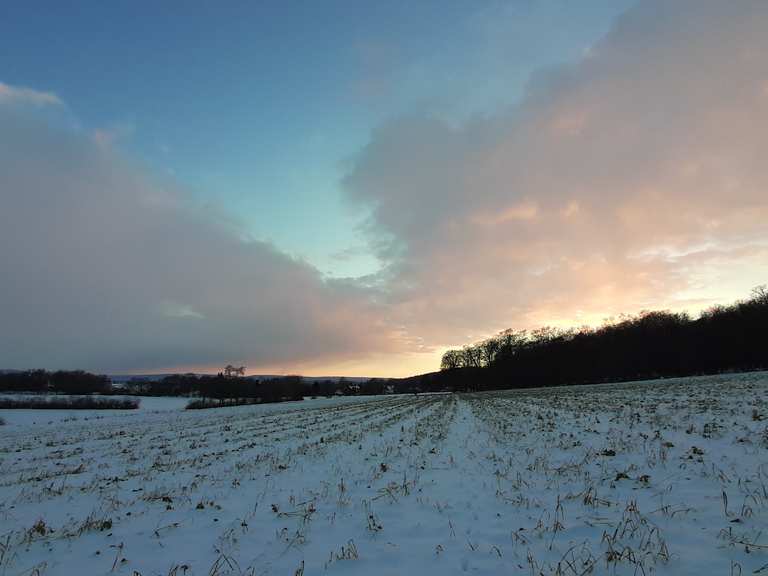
[132,350,445,379]
[121,280,768,379]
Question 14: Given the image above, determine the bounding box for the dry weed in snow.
[1,373,768,575]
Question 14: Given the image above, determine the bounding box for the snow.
[0,394,385,427]
[1,373,768,575]
[0,395,188,427]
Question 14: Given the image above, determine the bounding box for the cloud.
[3,0,767,375]
[344,0,768,347]
[0,105,403,373]
[92,122,135,148]
[0,82,61,107]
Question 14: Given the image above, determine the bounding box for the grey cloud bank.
[0,105,397,372]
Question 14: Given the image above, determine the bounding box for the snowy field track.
[1,374,768,575]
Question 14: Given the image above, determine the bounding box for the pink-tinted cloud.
[344,0,768,349]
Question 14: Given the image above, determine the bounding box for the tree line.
[437,286,768,391]
[0,370,111,395]
[126,374,306,403]
[0,368,401,402]
[122,374,394,401]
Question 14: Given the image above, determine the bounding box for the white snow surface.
[1,373,768,575]
[0,395,381,427]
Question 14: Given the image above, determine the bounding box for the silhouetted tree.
[438,287,768,391]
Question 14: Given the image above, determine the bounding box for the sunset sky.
[1,0,767,377]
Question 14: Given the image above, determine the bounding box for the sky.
[1,0,767,377]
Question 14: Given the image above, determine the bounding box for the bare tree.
[223,365,246,378]
[462,345,483,368]
[440,350,462,370]
[752,284,768,304]
[480,338,500,367]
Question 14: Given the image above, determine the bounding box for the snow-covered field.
[0,395,380,427]
[1,373,768,575]
[0,396,189,427]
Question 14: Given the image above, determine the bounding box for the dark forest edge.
[1,286,766,403]
[433,285,768,391]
